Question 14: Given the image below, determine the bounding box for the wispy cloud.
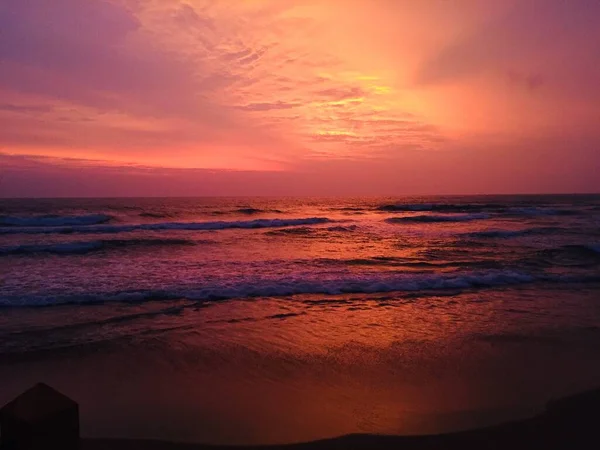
[0,0,443,165]
[236,102,302,112]
[1,0,599,195]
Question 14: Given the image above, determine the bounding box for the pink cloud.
[0,0,599,196]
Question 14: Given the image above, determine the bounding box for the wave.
[235,208,283,215]
[0,217,331,235]
[3,270,600,307]
[378,203,504,213]
[326,225,357,232]
[533,244,600,267]
[465,227,563,239]
[386,213,489,224]
[237,208,264,215]
[139,212,174,219]
[377,203,579,217]
[505,207,577,217]
[0,238,198,255]
[265,224,356,236]
[210,208,284,215]
[0,241,104,255]
[265,226,315,236]
[338,207,365,212]
[0,214,112,227]
[332,256,494,269]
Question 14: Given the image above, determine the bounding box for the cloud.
[0,104,54,114]
[414,0,600,93]
[0,152,293,197]
[0,0,246,147]
[236,101,301,111]
[0,0,447,166]
[314,86,366,101]
[3,129,599,197]
[0,0,155,94]
[2,0,598,197]
[506,71,544,92]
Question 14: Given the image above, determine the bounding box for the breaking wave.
[0,214,113,227]
[386,214,489,223]
[377,203,579,216]
[0,238,198,255]
[378,203,504,213]
[265,224,357,237]
[0,217,332,235]
[2,270,599,307]
[464,227,563,238]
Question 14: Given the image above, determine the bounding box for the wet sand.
[2,288,600,445]
[82,386,600,449]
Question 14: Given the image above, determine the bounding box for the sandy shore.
[82,387,600,450]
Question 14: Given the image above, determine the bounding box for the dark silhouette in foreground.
[0,383,79,450]
[2,384,600,449]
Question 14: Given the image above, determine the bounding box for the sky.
[1,0,599,197]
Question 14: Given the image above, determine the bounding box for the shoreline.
[3,287,600,445]
[81,387,600,450]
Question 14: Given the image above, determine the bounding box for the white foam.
[0,270,571,307]
[0,217,331,235]
[0,214,112,227]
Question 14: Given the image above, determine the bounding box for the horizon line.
[1,192,600,200]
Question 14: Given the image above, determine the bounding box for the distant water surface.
[1,195,600,444]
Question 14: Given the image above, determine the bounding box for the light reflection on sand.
[2,285,600,444]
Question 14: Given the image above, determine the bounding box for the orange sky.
[1,0,599,196]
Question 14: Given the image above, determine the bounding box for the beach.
[3,0,600,445]
[50,387,600,449]
[1,196,600,445]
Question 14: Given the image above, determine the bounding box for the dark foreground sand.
[83,387,600,450]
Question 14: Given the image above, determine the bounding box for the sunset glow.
[1,0,599,196]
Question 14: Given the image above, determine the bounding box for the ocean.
[1,195,600,444]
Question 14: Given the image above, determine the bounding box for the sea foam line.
[0,238,198,255]
[0,214,112,227]
[377,203,579,216]
[0,217,331,235]
[2,270,599,307]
